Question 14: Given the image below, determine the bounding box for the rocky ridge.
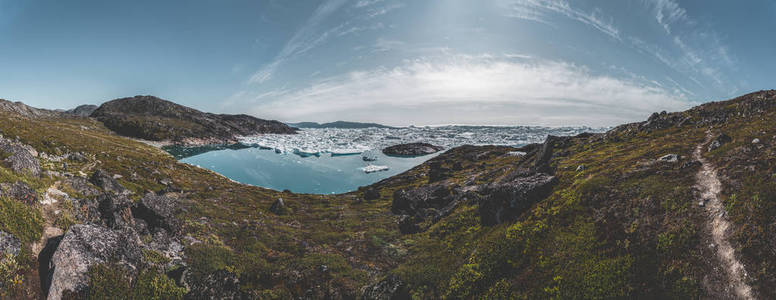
[90,95,297,145]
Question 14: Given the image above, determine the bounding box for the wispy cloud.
[500,0,620,40]
[250,0,348,84]
[649,0,687,34]
[236,54,690,126]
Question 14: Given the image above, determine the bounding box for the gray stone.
[133,193,181,235]
[361,274,408,300]
[479,173,557,226]
[269,198,287,215]
[0,138,41,177]
[47,224,141,300]
[0,231,20,256]
[89,170,130,195]
[658,154,680,163]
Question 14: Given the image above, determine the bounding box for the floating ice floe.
[361,165,390,173]
[240,125,605,158]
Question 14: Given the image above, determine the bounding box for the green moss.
[87,263,184,300]
[132,268,186,300]
[0,197,43,244]
[86,263,131,300]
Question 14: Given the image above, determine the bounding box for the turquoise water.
[180,147,438,194]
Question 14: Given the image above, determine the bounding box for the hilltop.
[90,95,296,145]
[0,90,774,298]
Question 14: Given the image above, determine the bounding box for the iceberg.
[240,125,606,159]
[361,165,389,173]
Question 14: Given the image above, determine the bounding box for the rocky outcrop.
[478,172,557,226]
[0,99,59,118]
[97,193,134,229]
[269,198,287,215]
[132,193,181,235]
[90,95,296,145]
[0,137,41,177]
[0,181,39,204]
[47,224,142,299]
[361,274,408,300]
[64,105,98,117]
[89,170,130,196]
[708,133,732,152]
[382,143,443,157]
[0,231,20,256]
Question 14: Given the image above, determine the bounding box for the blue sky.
[0,0,774,126]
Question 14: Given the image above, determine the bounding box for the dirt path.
[694,134,754,299]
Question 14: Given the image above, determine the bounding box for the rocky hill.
[0,90,774,298]
[90,95,296,145]
[64,105,98,117]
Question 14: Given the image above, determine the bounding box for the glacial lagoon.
[174,126,603,194]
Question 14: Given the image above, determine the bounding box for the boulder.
[361,274,409,300]
[132,193,181,235]
[0,231,20,256]
[479,173,557,226]
[708,133,732,152]
[0,138,41,177]
[363,187,381,201]
[397,215,421,235]
[47,224,141,299]
[391,184,452,216]
[269,198,287,215]
[658,154,680,163]
[97,194,133,229]
[89,170,130,195]
[62,177,100,198]
[382,143,443,157]
[0,181,38,204]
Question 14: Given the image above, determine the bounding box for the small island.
[382,142,443,157]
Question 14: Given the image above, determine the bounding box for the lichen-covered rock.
[269,198,287,215]
[132,193,181,235]
[0,231,20,256]
[361,274,408,300]
[0,138,41,176]
[47,224,142,299]
[62,177,100,198]
[97,193,133,229]
[479,173,557,226]
[391,184,452,216]
[0,181,38,204]
[708,133,732,152]
[89,170,130,195]
[658,154,681,163]
[382,143,443,157]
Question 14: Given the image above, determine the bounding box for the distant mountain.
[65,104,98,117]
[288,120,394,129]
[90,95,296,145]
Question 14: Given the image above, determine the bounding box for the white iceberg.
[361,165,389,173]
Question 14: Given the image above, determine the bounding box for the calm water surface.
[180,147,437,194]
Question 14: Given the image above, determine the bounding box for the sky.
[0,0,774,126]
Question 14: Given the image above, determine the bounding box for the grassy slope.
[1,92,775,298]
